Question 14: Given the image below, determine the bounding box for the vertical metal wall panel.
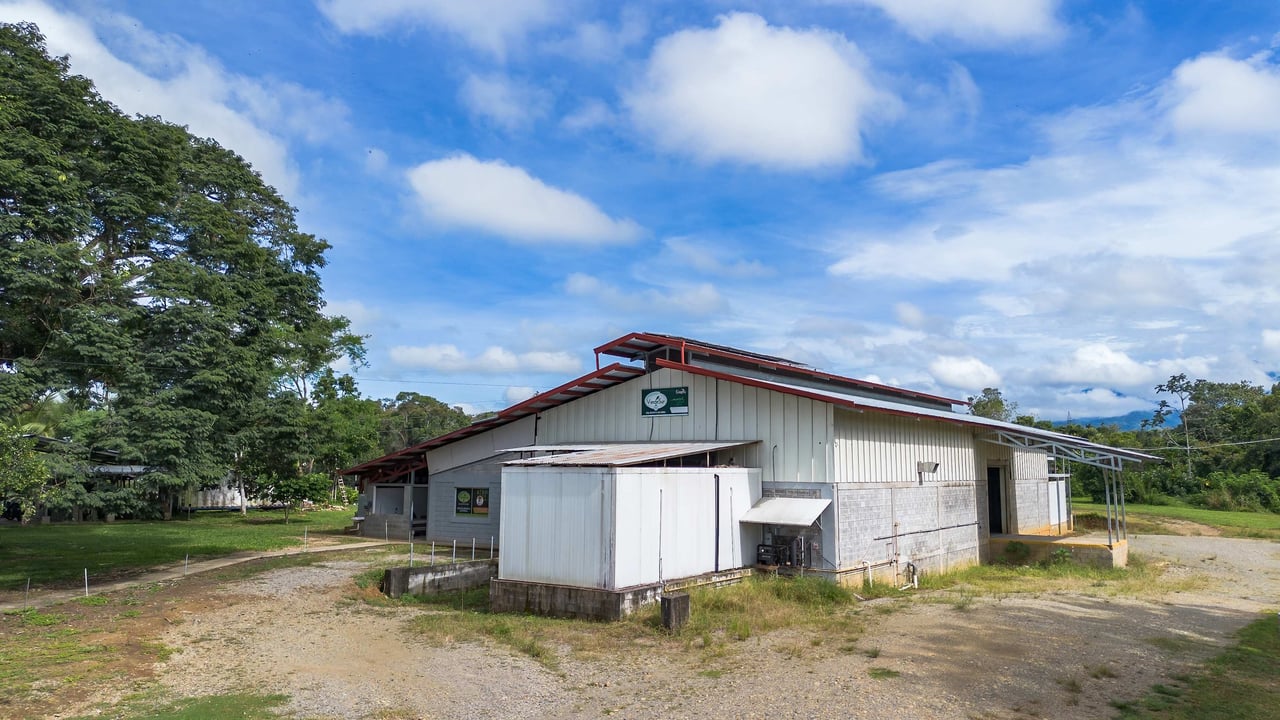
[833,410,978,484]
[497,467,611,588]
[535,368,835,485]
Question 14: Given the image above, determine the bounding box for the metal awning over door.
[740,497,831,526]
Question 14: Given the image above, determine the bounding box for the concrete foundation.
[989,535,1127,568]
[490,578,664,621]
[382,559,497,599]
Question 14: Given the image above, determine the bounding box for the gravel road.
[152,534,1278,720]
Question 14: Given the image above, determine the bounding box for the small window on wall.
[454,487,489,516]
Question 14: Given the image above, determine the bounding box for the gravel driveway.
[154,534,1279,720]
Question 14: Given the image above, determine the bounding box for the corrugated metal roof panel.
[740,497,831,526]
[504,441,756,467]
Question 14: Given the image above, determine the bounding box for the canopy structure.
[740,497,832,527]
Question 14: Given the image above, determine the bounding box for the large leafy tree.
[0,23,359,518]
[378,391,470,454]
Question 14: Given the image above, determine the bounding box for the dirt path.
[142,534,1279,720]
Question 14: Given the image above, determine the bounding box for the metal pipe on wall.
[1103,470,1114,547]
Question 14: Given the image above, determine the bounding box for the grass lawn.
[0,507,356,591]
[1113,614,1280,719]
[1073,501,1280,539]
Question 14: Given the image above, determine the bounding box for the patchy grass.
[70,692,290,720]
[1112,614,1280,720]
[402,575,865,672]
[1074,502,1280,539]
[0,507,359,592]
[868,667,900,679]
[916,554,1205,600]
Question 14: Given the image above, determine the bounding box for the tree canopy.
[0,23,365,519]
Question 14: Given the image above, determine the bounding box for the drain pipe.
[714,474,721,572]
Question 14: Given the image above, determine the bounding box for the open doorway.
[986,466,1006,534]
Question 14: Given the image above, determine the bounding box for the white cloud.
[1045,344,1151,386]
[548,8,647,62]
[0,1,346,196]
[459,73,550,130]
[1264,330,1280,352]
[316,0,557,58]
[324,299,381,332]
[1036,388,1153,421]
[658,238,771,279]
[928,355,1000,390]
[565,273,727,316]
[894,302,926,329]
[842,0,1063,44]
[504,386,539,404]
[406,154,643,244]
[626,13,898,169]
[389,344,580,374]
[1168,53,1280,138]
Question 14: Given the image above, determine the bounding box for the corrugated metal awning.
[504,441,755,467]
[740,497,831,526]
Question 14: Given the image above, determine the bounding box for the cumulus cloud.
[626,13,898,169]
[841,0,1063,44]
[459,73,551,130]
[390,344,581,374]
[1046,344,1152,386]
[323,299,381,332]
[406,154,643,244]
[316,0,557,58]
[0,1,348,196]
[1168,53,1280,138]
[928,355,1000,391]
[561,99,616,132]
[1265,330,1280,352]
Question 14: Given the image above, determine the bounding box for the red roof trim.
[339,363,646,477]
[596,332,966,407]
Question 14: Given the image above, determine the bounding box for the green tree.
[0,433,51,521]
[378,392,470,454]
[0,23,360,518]
[968,388,1016,422]
[262,472,331,523]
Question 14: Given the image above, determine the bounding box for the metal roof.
[504,441,756,467]
[339,363,645,479]
[654,359,1160,470]
[594,332,966,407]
[740,497,832,526]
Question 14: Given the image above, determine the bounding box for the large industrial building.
[342,332,1152,618]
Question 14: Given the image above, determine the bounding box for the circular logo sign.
[456,490,471,503]
[644,391,669,411]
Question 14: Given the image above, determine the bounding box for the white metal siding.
[832,410,978,484]
[498,466,612,588]
[426,415,537,474]
[537,368,834,484]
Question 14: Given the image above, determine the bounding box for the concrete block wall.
[360,513,410,540]
[382,559,497,599]
[836,482,980,580]
[490,578,663,621]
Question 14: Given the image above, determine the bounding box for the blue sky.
[5,1,1280,420]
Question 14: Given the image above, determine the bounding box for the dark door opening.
[986,466,1004,534]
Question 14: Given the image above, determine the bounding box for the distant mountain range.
[1052,409,1175,431]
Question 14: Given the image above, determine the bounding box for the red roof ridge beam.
[601,332,966,407]
[652,359,971,427]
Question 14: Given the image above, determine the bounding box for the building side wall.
[611,468,759,588]
[426,455,505,545]
[832,410,976,484]
[832,410,982,577]
[499,466,612,588]
[536,368,835,484]
[1011,447,1053,535]
[425,415,538,475]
